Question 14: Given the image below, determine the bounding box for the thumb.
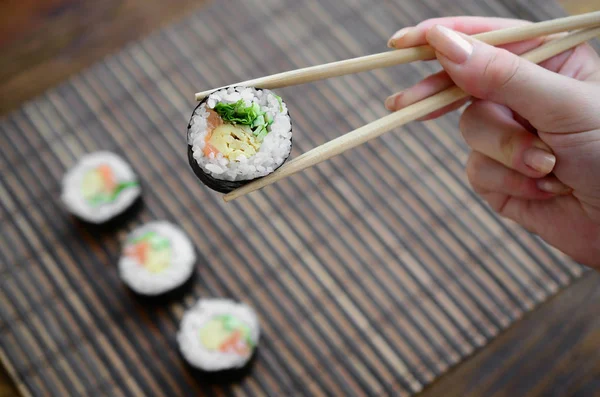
[425,25,600,133]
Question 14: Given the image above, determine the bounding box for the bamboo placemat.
[0,0,586,396]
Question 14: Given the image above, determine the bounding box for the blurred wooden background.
[0,0,203,115]
[0,0,599,396]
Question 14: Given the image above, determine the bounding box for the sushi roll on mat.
[187,86,292,193]
[119,221,196,296]
[177,298,260,377]
[61,151,141,223]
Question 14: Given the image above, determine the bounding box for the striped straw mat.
[0,0,587,396]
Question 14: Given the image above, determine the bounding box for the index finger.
[388,16,539,55]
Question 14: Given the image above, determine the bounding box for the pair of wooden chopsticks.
[192,12,600,201]
[196,11,600,100]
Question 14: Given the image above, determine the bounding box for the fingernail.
[385,93,401,110]
[523,147,556,175]
[388,28,410,48]
[429,25,473,63]
[537,179,571,195]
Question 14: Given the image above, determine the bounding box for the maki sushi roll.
[177,298,259,381]
[187,86,292,193]
[61,151,141,224]
[119,221,196,296]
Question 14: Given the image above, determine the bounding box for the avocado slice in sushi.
[187,87,292,194]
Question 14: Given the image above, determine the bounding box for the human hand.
[386,17,600,269]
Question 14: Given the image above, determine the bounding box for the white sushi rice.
[177,298,260,371]
[118,221,196,295]
[61,151,141,224]
[188,87,292,181]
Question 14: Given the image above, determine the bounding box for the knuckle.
[481,49,521,95]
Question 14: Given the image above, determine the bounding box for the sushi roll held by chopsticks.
[187,87,292,193]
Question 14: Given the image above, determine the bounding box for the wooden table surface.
[0,0,599,396]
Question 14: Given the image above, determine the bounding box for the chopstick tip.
[223,192,235,202]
